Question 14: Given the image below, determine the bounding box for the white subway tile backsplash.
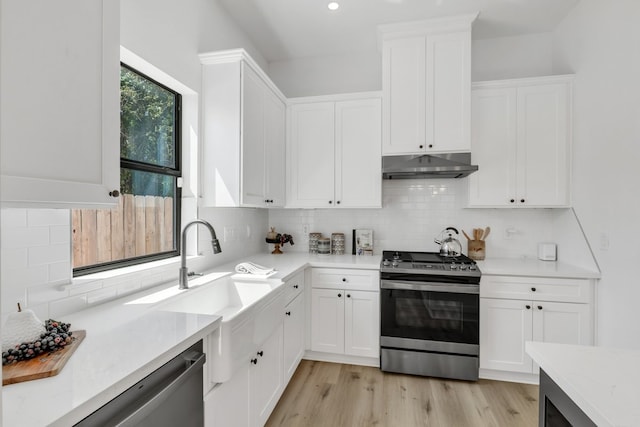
[27,209,70,227]
[1,209,27,228]
[28,244,70,265]
[3,265,49,289]
[86,287,117,305]
[68,280,103,296]
[27,283,68,307]
[50,226,71,244]
[1,227,50,249]
[1,248,28,269]
[49,261,71,284]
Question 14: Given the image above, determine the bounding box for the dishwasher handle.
[116,351,206,427]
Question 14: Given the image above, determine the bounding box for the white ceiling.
[217,0,580,62]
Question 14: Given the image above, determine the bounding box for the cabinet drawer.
[481,276,592,304]
[282,270,305,305]
[312,268,379,291]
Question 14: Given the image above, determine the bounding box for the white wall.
[552,0,640,348]
[0,0,269,321]
[268,33,555,97]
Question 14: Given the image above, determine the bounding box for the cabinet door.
[344,290,380,358]
[480,298,533,373]
[382,37,426,155]
[0,0,120,208]
[517,83,571,207]
[241,64,267,206]
[335,99,382,208]
[532,302,592,346]
[264,89,286,207]
[428,31,471,152]
[284,292,305,383]
[287,103,335,207]
[204,364,250,427]
[468,88,517,207]
[311,288,345,354]
[249,324,284,427]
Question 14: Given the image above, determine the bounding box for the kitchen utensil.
[483,226,491,240]
[461,230,472,241]
[434,227,462,257]
[468,239,485,260]
[3,330,85,385]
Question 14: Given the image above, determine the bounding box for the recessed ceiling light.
[328,2,340,11]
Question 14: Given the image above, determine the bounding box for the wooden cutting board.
[2,330,86,386]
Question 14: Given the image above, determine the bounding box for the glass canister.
[309,232,322,254]
[331,233,345,255]
[317,237,331,255]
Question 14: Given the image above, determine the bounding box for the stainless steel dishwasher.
[74,340,205,427]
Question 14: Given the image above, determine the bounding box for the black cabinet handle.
[428,144,433,148]
[257,351,264,357]
[347,294,351,298]
[342,278,347,282]
[510,199,515,203]
[538,305,543,310]
[531,287,537,292]
[336,201,341,205]
[338,293,342,298]
[293,284,299,289]
[329,200,333,204]
[526,305,531,309]
[109,190,120,198]
[285,311,291,316]
[419,145,424,149]
[251,358,257,365]
[520,199,525,203]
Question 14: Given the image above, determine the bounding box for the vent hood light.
[328,2,340,11]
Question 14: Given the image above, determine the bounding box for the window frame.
[73,62,182,277]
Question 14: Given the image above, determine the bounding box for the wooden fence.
[72,194,174,268]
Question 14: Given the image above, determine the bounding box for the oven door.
[380,280,479,354]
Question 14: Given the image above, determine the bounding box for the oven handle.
[381,279,479,295]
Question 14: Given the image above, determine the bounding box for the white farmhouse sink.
[157,274,286,382]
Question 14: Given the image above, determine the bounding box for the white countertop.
[477,257,600,279]
[2,282,222,427]
[2,252,379,426]
[526,341,640,427]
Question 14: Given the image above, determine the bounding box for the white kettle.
[434,227,462,257]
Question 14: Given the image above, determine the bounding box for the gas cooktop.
[380,250,480,278]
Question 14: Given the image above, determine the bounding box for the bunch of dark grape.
[2,319,73,365]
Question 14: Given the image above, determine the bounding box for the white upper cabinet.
[287,94,382,208]
[379,14,476,156]
[0,0,120,208]
[469,75,573,208]
[200,49,286,208]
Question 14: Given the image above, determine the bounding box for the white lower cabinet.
[204,324,283,427]
[310,268,380,359]
[480,275,593,377]
[204,272,305,427]
[283,292,305,383]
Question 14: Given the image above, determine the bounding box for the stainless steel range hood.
[382,153,478,179]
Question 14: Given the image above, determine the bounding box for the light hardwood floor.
[266,360,539,427]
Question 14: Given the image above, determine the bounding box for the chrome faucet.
[179,219,222,289]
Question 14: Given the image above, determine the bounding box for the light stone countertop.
[477,257,601,279]
[526,341,640,427]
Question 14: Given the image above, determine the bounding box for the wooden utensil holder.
[468,240,485,260]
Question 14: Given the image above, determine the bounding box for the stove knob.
[460,264,467,270]
[392,260,399,268]
[393,252,400,260]
[382,259,390,267]
[450,263,458,270]
[469,264,477,270]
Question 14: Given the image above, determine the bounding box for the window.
[72,64,182,275]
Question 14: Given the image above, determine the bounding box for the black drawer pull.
[526,305,531,310]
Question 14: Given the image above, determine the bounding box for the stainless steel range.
[379,250,481,381]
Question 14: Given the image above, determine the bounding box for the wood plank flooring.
[266,360,539,427]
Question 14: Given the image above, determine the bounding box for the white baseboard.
[303,351,379,368]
